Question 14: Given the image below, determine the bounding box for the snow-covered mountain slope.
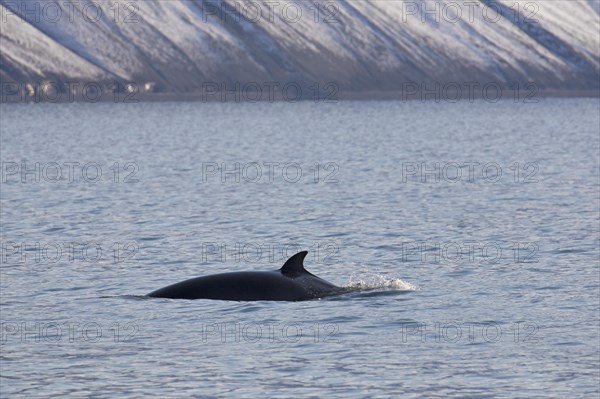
[1,0,598,96]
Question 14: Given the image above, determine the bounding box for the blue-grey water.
[1,98,599,398]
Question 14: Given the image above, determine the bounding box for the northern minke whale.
[147,251,345,301]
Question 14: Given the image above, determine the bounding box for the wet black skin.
[147,251,344,301]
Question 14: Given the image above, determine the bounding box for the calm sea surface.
[1,98,599,398]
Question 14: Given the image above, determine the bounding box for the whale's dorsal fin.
[280,251,308,275]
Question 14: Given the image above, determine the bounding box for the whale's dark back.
[147,252,343,301]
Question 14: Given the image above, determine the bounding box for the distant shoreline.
[1,88,598,105]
